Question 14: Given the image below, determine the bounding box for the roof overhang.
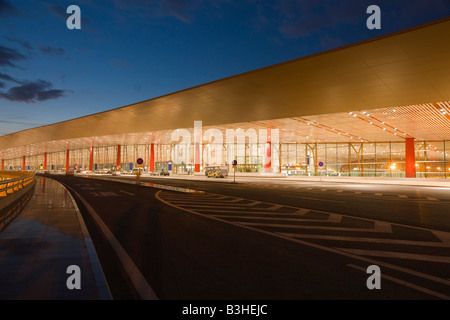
[0,17,449,154]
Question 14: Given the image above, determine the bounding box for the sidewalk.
[0,176,110,300]
[153,173,450,188]
[80,171,450,188]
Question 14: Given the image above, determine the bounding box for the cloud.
[0,72,21,84]
[0,80,67,103]
[275,0,363,38]
[3,37,32,51]
[0,0,17,16]
[0,44,26,67]
[109,58,131,69]
[47,4,67,21]
[113,0,203,23]
[0,81,4,88]
[39,45,65,56]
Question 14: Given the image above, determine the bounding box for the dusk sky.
[1,0,449,135]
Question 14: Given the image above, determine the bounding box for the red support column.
[43,152,47,170]
[116,144,121,170]
[194,142,200,172]
[405,138,416,178]
[265,129,272,173]
[1,159,4,171]
[89,141,94,172]
[22,156,26,171]
[65,149,70,172]
[150,143,155,172]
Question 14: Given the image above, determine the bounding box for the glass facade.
[3,140,450,179]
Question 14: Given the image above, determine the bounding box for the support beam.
[116,144,121,170]
[43,152,47,170]
[22,156,26,171]
[65,149,70,172]
[150,143,155,172]
[405,138,416,178]
[1,159,4,171]
[265,129,271,173]
[195,143,200,172]
[89,141,94,172]
[194,121,202,173]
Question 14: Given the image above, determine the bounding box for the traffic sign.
[136,158,144,167]
[318,161,324,167]
[232,160,237,167]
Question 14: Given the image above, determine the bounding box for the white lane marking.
[69,187,158,300]
[238,221,388,233]
[196,209,310,216]
[120,190,135,196]
[374,221,393,233]
[279,233,450,247]
[176,204,269,210]
[427,197,438,201]
[211,215,324,223]
[375,193,383,196]
[156,191,450,288]
[281,195,345,203]
[347,264,450,300]
[267,204,285,211]
[432,230,450,244]
[164,200,258,206]
[327,214,343,223]
[229,198,247,202]
[398,195,408,198]
[338,248,450,264]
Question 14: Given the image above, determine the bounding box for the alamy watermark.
[367,5,381,30]
[366,265,381,289]
[170,121,279,168]
[66,265,81,290]
[66,5,81,30]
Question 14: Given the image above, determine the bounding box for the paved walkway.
[0,176,110,300]
[86,172,450,188]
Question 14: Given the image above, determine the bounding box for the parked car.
[205,165,228,178]
[160,170,170,176]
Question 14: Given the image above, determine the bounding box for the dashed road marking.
[120,190,135,196]
[347,264,450,300]
[281,195,345,203]
[156,190,450,298]
[339,248,450,264]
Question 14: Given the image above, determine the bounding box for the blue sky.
[1,0,449,135]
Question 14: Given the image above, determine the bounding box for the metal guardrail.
[0,173,35,199]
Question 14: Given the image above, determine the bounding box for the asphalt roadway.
[47,174,450,300]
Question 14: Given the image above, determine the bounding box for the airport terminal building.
[0,18,449,179]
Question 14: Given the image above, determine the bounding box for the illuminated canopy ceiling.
[0,17,449,159]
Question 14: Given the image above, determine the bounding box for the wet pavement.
[0,176,110,300]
